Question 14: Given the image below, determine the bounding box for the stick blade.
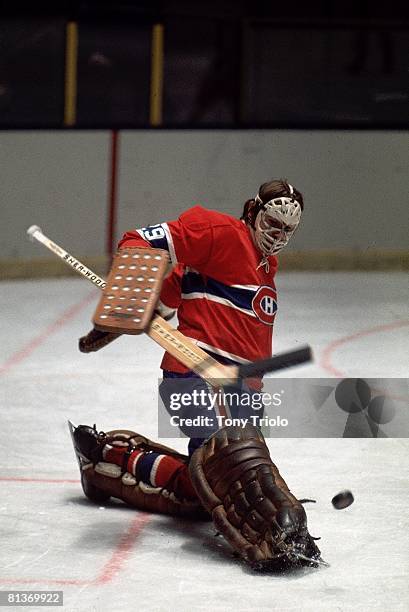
[238,345,312,378]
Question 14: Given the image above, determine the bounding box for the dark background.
[0,0,408,128]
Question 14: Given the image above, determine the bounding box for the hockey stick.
[27,225,312,384]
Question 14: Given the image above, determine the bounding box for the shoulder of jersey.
[180,205,243,230]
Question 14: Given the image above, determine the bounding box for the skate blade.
[67,420,90,471]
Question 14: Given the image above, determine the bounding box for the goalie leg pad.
[70,423,207,519]
[189,424,323,569]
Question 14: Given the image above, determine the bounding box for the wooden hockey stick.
[27,225,312,384]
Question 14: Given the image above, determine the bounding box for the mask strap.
[255,183,295,208]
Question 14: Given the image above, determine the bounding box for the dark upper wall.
[1,1,409,129]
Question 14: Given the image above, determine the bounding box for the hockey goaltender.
[72,179,327,570]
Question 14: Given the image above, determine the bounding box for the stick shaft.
[238,346,312,378]
[29,228,107,289]
[28,227,230,381]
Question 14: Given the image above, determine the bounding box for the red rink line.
[0,477,80,484]
[320,319,409,402]
[320,319,409,377]
[0,477,151,586]
[0,281,152,587]
[93,512,151,585]
[0,290,97,376]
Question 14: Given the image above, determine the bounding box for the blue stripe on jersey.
[181,271,258,313]
[163,370,201,379]
[136,451,160,485]
[138,224,169,252]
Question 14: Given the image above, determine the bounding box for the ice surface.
[0,274,408,611]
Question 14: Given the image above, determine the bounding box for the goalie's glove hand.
[79,300,175,353]
[79,327,121,353]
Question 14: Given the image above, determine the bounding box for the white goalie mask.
[253,184,302,256]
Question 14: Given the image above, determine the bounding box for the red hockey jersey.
[119,206,278,373]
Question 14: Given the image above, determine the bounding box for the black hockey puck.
[332,490,354,509]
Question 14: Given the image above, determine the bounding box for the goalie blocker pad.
[93,247,169,334]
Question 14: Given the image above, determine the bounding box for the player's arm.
[79,209,211,352]
[79,252,185,353]
[118,206,213,268]
[156,264,184,320]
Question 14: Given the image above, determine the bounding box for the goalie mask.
[253,184,302,256]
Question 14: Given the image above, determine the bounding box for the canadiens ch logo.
[252,286,277,325]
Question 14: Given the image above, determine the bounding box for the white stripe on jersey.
[162,223,177,265]
[150,455,165,486]
[183,269,261,297]
[136,223,177,264]
[130,450,143,476]
[230,283,261,291]
[181,291,257,318]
